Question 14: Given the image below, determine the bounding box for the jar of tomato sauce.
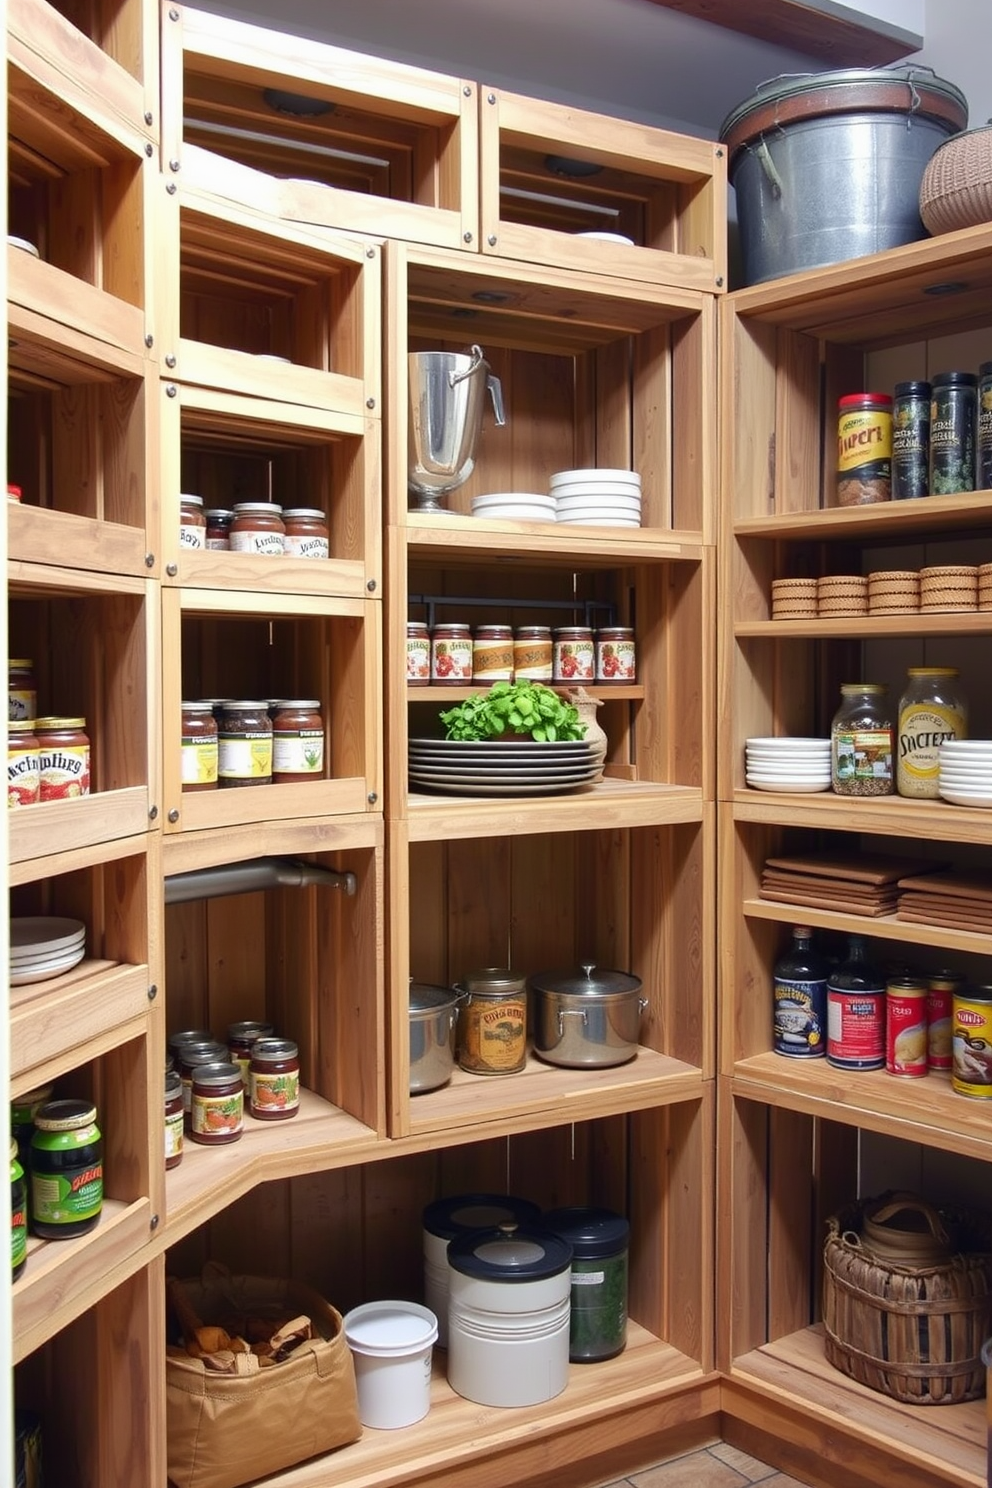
[36,718,90,800]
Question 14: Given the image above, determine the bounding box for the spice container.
[179,493,206,549]
[886,978,928,1076]
[36,717,91,801]
[544,1206,629,1362]
[773,926,827,1058]
[952,984,992,1097]
[272,701,324,783]
[283,508,329,559]
[472,625,514,682]
[8,720,40,808]
[553,626,594,682]
[11,1140,27,1281]
[189,1061,244,1145]
[897,667,966,799]
[979,361,992,490]
[406,621,430,685]
[595,627,636,683]
[930,371,977,494]
[513,626,553,681]
[227,1020,275,1083]
[229,502,286,555]
[218,701,273,787]
[455,967,527,1075]
[891,380,931,499]
[825,935,885,1070]
[8,658,36,721]
[181,701,218,792]
[431,623,472,683]
[831,684,893,796]
[30,1099,103,1238]
[249,1037,300,1120]
[165,1069,184,1170]
[835,392,892,506]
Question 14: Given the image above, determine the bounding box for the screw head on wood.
[148,804,159,820]
[166,182,177,195]
[367,579,377,592]
[144,333,154,348]
[145,111,154,125]
[487,234,497,246]
[150,1214,160,1230]
[169,159,180,172]
[166,562,178,577]
[145,552,155,568]
[366,397,376,409]
[165,353,177,368]
[464,86,472,97]
[366,247,375,259]
[166,384,178,397]
[169,7,179,18]
[145,143,154,157]
[463,231,473,243]
[488,93,496,104]
[716,276,724,287]
[168,808,180,823]
[147,985,158,1001]
[367,791,378,805]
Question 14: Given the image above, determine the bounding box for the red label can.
[826,987,885,1069]
[886,978,928,1077]
[927,971,962,1071]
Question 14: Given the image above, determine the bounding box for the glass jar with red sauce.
[249,1038,300,1121]
[190,1062,244,1146]
[229,503,285,556]
[36,718,90,801]
[272,701,324,783]
[283,509,329,559]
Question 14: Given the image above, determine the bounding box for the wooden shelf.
[407,780,704,841]
[405,514,704,564]
[742,896,992,957]
[410,685,645,703]
[734,488,992,543]
[731,790,992,846]
[737,611,992,639]
[9,961,150,1083]
[161,812,382,875]
[9,789,151,865]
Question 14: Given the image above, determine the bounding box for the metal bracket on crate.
[164,857,357,904]
[408,593,618,631]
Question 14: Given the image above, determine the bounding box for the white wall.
[911,0,992,126]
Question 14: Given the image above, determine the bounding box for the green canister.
[544,1205,630,1362]
[30,1099,103,1239]
[11,1140,27,1280]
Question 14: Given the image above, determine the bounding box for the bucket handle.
[448,344,485,389]
[755,140,785,200]
[487,371,506,427]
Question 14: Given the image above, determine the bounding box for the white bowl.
[550,468,641,486]
[745,777,832,793]
[556,493,642,510]
[552,483,643,501]
[574,231,636,246]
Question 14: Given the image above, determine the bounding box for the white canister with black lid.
[422,1192,540,1348]
[446,1222,572,1407]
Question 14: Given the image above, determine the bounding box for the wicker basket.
[920,122,992,235]
[823,1193,992,1404]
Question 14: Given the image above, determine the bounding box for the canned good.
[929,370,977,495]
[825,936,885,1070]
[190,1061,244,1145]
[772,926,827,1058]
[227,1021,275,1084]
[36,717,90,801]
[472,625,514,682]
[271,701,324,783]
[181,701,218,792]
[595,627,636,683]
[836,392,892,506]
[513,626,553,681]
[249,1038,300,1120]
[218,702,273,787]
[927,971,963,1070]
[407,622,430,685]
[229,501,286,555]
[30,1099,103,1238]
[952,984,992,1098]
[282,508,329,560]
[553,627,594,683]
[205,508,234,549]
[891,380,931,500]
[8,658,36,721]
[979,360,992,491]
[886,979,928,1077]
[178,1039,229,1128]
[431,624,472,683]
[455,967,527,1075]
[831,684,893,796]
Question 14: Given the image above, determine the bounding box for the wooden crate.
[162,5,478,251]
[480,88,726,294]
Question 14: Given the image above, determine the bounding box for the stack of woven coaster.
[817,575,868,617]
[867,569,919,614]
[980,564,992,611]
[771,578,817,619]
[919,564,978,612]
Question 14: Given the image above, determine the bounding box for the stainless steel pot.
[528,964,646,1068]
[409,981,462,1093]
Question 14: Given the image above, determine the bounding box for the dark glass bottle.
[773,926,828,1059]
[826,934,886,1070]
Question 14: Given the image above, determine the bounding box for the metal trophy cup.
[408,344,506,512]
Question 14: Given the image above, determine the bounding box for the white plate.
[472,507,558,522]
[8,235,40,257]
[10,945,86,985]
[745,767,831,779]
[550,469,640,485]
[411,768,600,787]
[553,484,644,501]
[745,737,830,750]
[938,768,992,781]
[409,776,597,797]
[574,231,636,246]
[938,740,992,752]
[556,515,641,527]
[10,916,86,957]
[746,753,830,765]
[473,495,554,510]
[556,496,642,511]
[938,787,992,808]
[745,777,832,793]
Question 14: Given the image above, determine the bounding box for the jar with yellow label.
[897,667,967,799]
[836,392,892,506]
[8,659,36,721]
[181,701,218,791]
[218,702,273,787]
[472,625,514,683]
[190,1062,244,1145]
[249,1038,300,1120]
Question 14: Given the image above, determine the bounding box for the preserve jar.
[472,625,514,682]
[218,702,273,787]
[431,623,473,683]
[835,392,892,506]
[272,701,324,783]
[930,371,977,495]
[249,1037,301,1120]
[205,509,234,549]
[283,508,329,559]
[179,493,206,549]
[830,684,893,796]
[180,701,218,792]
[227,1020,275,1083]
[164,1069,184,1170]
[8,658,36,721]
[8,720,40,808]
[513,626,553,681]
[36,717,91,801]
[229,502,286,555]
[407,622,430,685]
[891,380,931,500]
[11,1140,27,1282]
[167,1028,214,1066]
[897,666,967,798]
[190,1061,244,1146]
[30,1099,103,1239]
[553,627,594,682]
[455,967,527,1075]
[595,627,636,683]
[178,1039,229,1128]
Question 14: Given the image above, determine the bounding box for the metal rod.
[164,856,356,905]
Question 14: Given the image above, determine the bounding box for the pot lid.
[447,1223,572,1281]
[720,66,968,163]
[423,1192,541,1241]
[409,980,461,1013]
[528,964,641,997]
[543,1206,630,1258]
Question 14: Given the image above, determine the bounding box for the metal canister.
[885,978,928,1077]
[979,360,992,491]
[836,392,892,506]
[928,970,963,1071]
[929,370,977,495]
[952,984,992,1098]
[455,967,527,1075]
[891,380,931,499]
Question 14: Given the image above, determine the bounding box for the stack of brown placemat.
[897,872,992,934]
[760,852,944,917]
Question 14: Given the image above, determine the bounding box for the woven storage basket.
[920,122,992,235]
[823,1193,992,1404]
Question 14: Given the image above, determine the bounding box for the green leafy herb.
[439,681,586,743]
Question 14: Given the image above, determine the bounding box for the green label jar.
[544,1206,630,1362]
[30,1099,103,1239]
[11,1140,27,1280]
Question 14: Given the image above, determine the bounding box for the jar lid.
[168,1028,214,1052]
[34,1098,98,1131]
[460,966,525,994]
[221,700,270,711]
[838,393,892,410]
[840,683,886,693]
[8,720,38,733]
[554,626,593,637]
[35,716,87,729]
[907,667,959,676]
[528,964,642,998]
[960,983,992,1003]
[273,700,321,711]
[515,626,551,636]
[447,1223,572,1281]
[409,980,462,1014]
[894,381,931,397]
[543,1205,630,1258]
[192,1061,242,1087]
[227,1021,274,1039]
[11,1084,54,1116]
[932,371,977,387]
[250,1037,299,1062]
[165,1070,182,1096]
[282,508,326,519]
[180,1041,229,1066]
[422,1192,541,1241]
[181,700,216,713]
[232,502,283,514]
[205,508,234,522]
[8,658,33,669]
[180,493,204,507]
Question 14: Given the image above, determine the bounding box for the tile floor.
[597,1439,814,1488]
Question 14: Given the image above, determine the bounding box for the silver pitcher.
[408,344,506,512]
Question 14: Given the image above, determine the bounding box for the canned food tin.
[892,380,931,500]
[979,360,992,491]
[553,627,594,683]
[836,392,892,506]
[930,371,977,495]
[826,986,885,1070]
[952,984,992,1097]
[455,968,527,1075]
[928,971,963,1070]
[886,978,928,1077]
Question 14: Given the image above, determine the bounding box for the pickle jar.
[218,702,273,787]
[30,1099,103,1239]
[189,1061,244,1146]
[249,1038,301,1120]
[831,684,893,796]
[897,667,967,799]
[272,701,324,783]
[181,701,218,792]
[164,1070,184,1171]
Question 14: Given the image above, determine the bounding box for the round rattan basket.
[920,122,992,235]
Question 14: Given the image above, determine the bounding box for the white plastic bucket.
[342,1300,438,1429]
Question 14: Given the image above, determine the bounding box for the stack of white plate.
[938,741,992,808]
[409,738,601,796]
[471,493,556,522]
[550,469,641,528]
[745,737,831,793]
[11,916,86,986]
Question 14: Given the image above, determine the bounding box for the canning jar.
[36,717,91,801]
[167,1028,214,1066]
[164,1069,184,1171]
[249,1037,301,1120]
[8,720,40,808]
[11,1141,27,1281]
[229,502,286,555]
[179,494,206,549]
[8,658,36,721]
[407,622,430,685]
[455,967,527,1075]
[282,508,329,559]
[553,627,594,682]
[930,371,977,495]
[272,701,324,783]
[472,625,514,682]
[227,1020,275,1083]
[831,684,893,796]
[190,1061,244,1145]
[218,702,273,787]
[178,1039,229,1128]
[431,623,473,683]
[835,392,892,506]
[892,381,931,500]
[897,666,967,798]
[181,701,218,792]
[595,627,636,683]
[205,509,234,549]
[513,626,553,681]
[30,1099,103,1239]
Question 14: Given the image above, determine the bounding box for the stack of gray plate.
[408,738,602,796]
[11,916,86,986]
